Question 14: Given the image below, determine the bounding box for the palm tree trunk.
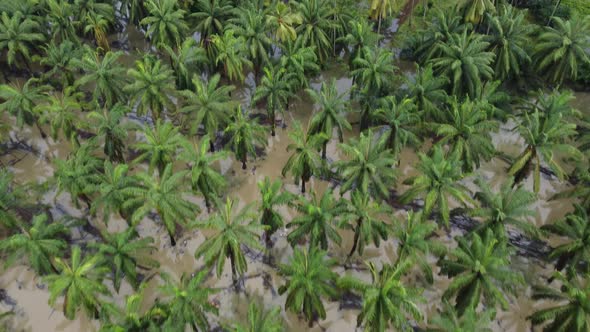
[377,15,382,37]
[168,230,176,246]
[348,220,361,258]
[241,156,247,170]
[301,177,306,193]
[229,251,237,285]
[270,108,276,137]
[321,142,327,159]
[209,139,215,152]
[547,0,562,26]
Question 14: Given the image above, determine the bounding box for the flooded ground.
[1,16,589,332]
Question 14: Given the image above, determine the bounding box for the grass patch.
[562,0,590,16]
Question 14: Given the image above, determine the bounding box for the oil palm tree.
[125,55,176,121]
[372,96,420,161]
[412,7,465,63]
[399,145,474,227]
[281,121,325,193]
[436,98,498,172]
[350,46,395,99]
[258,177,293,246]
[335,130,397,200]
[307,79,351,159]
[193,198,264,283]
[98,283,164,331]
[542,204,590,279]
[211,30,252,82]
[0,78,49,131]
[339,190,391,258]
[120,0,147,24]
[405,64,448,122]
[287,189,346,249]
[279,39,320,89]
[161,38,208,90]
[158,270,219,331]
[87,104,132,163]
[508,110,581,193]
[430,31,495,98]
[83,11,111,51]
[251,65,296,136]
[339,19,381,69]
[428,300,495,332]
[337,261,423,332]
[46,0,78,43]
[90,228,159,292]
[439,230,523,315]
[72,49,128,108]
[266,2,302,43]
[191,0,234,44]
[369,0,397,35]
[224,106,267,170]
[230,7,273,77]
[122,164,200,246]
[231,302,283,332]
[36,87,84,146]
[44,246,110,320]
[296,0,335,63]
[0,213,69,275]
[140,0,188,49]
[278,247,338,327]
[74,0,115,24]
[0,11,44,69]
[462,0,495,24]
[0,170,24,231]
[38,40,81,86]
[534,15,590,84]
[133,120,186,175]
[470,177,538,243]
[392,210,443,284]
[179,136,228,211]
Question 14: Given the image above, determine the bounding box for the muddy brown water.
[1,25,589,332]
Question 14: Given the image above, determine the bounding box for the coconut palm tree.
[72,49,128,108]
[193,197,264,283]
[158,270,219,331]
[470,177,538,242]
[231,302,283,332]
[38,40,81,86]
[462,0,495,24]
[405,64,448,122]
[534,15,590,84]
[281,121,325,193]
[179,136,228,211]
[88,161,138,224]
[307,79,351,158]
[372,96,420,161]
[251,65,296,136]
[485,4,533,80]
[191,0,234,44]
[0,213,69,275]
[430,31,495,98]
[428,300,495,332]
[542,204,590,279]
[392,210,443,284]
[335,130,396,200]
[278,247,338,327]
[399,145,474,227]
[44,246,110,320]
[339,190,390,258]
[140,0,188,49]
[230,7,273,77]
[36,87,84,146]
[133,120,186,175]
[439,230,523,315]
[125,55,176,121]
[0,78,49,131]
[258,177,293,246]
[508,110,581,193]
[86,104,132,163]
[338,261,423,332]
[287,189,346,249]
[340,19,381,69]
[266,2,302,43]
[224,106,267,170]
[0,11,44,69]
[369,0,397,35]
[436,98,498,172]
[296,0,335,63]
[161,38,208,90]
[122,164,200,246]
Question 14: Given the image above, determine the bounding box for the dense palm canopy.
[296,0,335,63]
[0,78,48,129]
[192,0,234,43]
[462,0,495,24]
[266,2,302,43]
[230,7,273,74]
[0,11,44,68]
[161,38,208,90]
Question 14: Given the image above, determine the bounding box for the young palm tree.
[224,106,267,170]
[193,198,264,283]
[133,120,185,175]
[179,136,228,211]
[405,64,448,122]
[251,65,296,136]
[0,11,44,69]
[372,96,420,161]
[542,204,590,279]
[339,190,390,258]
[281,121,325,193]
[125,55,176,121]
[335,130,396,200]
[231,302,283,332]
[392,210,443,284]
[158,270,219,331]
[161,38,208,90]
[436,98,498,172]
[72,49,128,107]
[508,110,581,193]
[191,0,234,44]
[462,0,495,24]
[211,30,253,82]
[296,0,335,63]
[36,87,84,146]
[534,15,590,84]
[428,300,495,332]
[44,246,110,320]
[0,213,69,275]
[266,2,302,43]
[87,104,132,163]
[122,164,200,246]
[38,40,81,86]
[258,177,293,246]
[338,261,423,332]
[140,0,188,49]
[430,31,495,98]
[0,78,49,131]
[287,189,346,249]
[88,161,138,224]
[439,230,523,315]
[307,79,351,158]
[230,7,273,77]
[278,247,338,327]
[179,74,236,149]
[90,228,159,292]
[399,145,474,227]
[470,177,537,242]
